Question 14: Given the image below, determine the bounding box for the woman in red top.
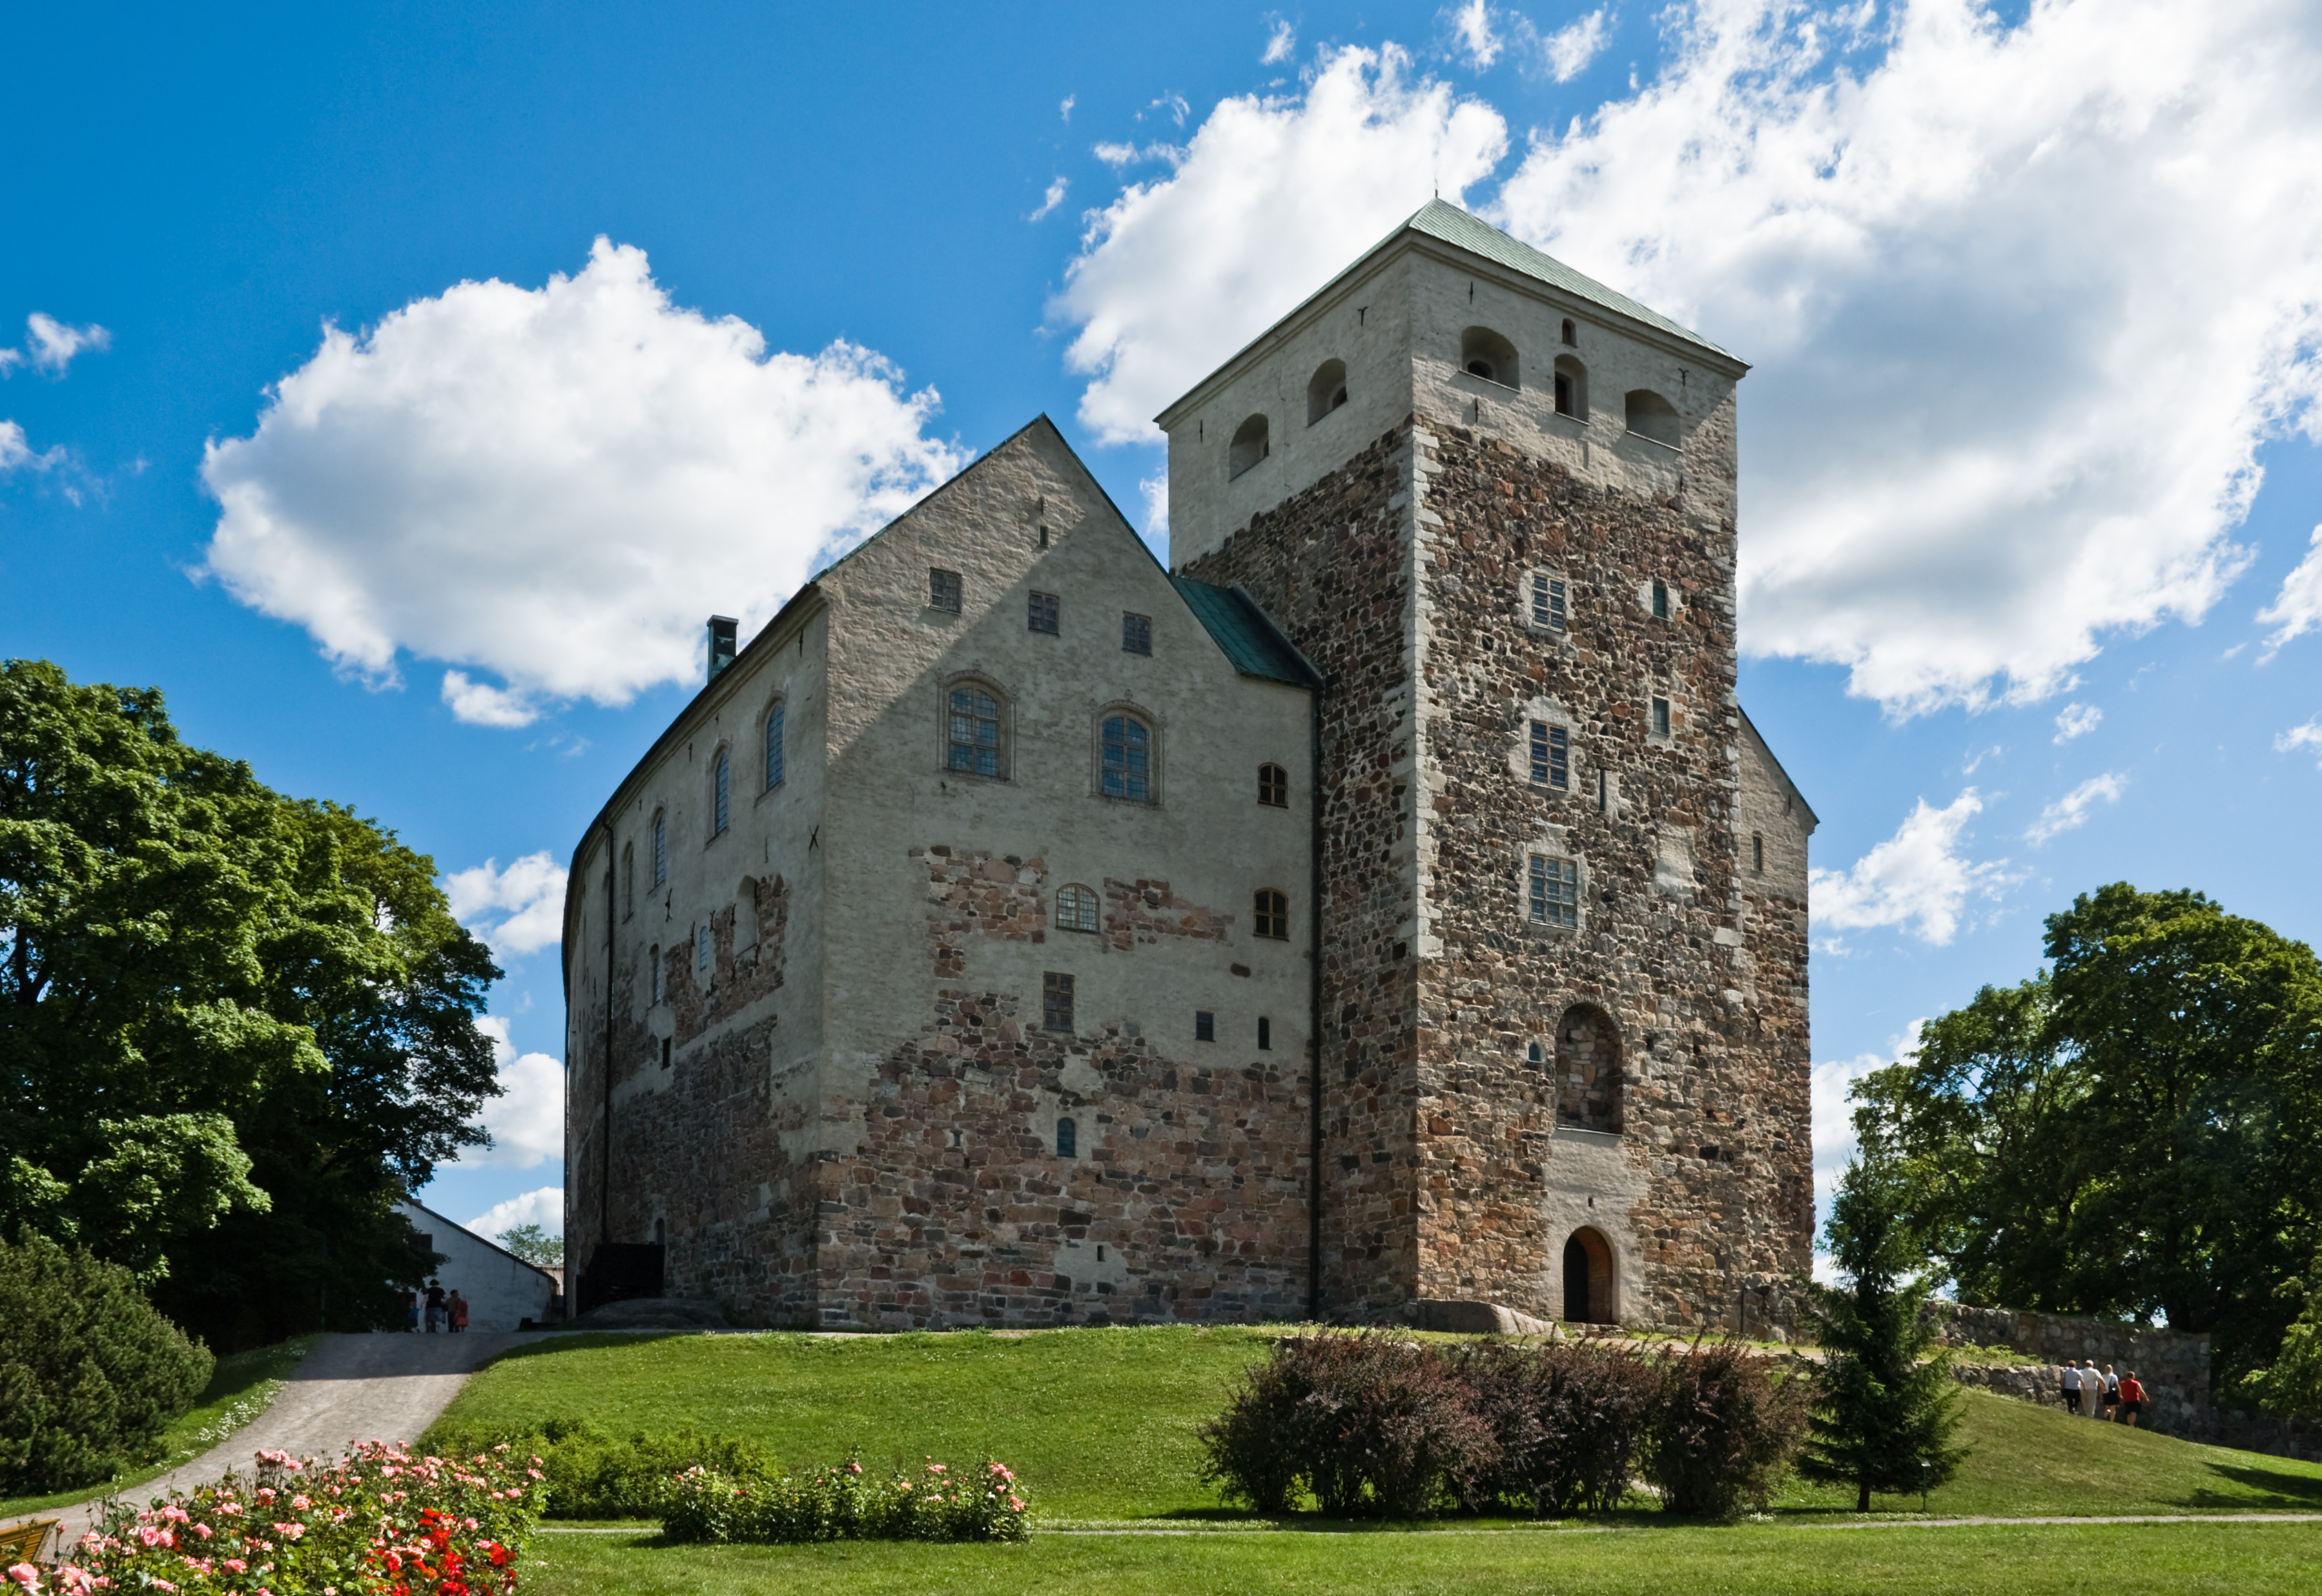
[2117,1371,2146,1427]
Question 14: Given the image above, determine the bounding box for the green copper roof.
[1170,577,1321,689]
[1402,199,1736,362]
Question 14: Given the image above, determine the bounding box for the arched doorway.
[1554,1005,1622,1133]
[1563,1227,1615,1324]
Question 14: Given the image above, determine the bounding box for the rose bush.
[6,1440,543,1595]
[663,1455,1030,1544]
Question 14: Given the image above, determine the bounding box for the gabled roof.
[1402,200,1737,363]
[1169,577,1323,688]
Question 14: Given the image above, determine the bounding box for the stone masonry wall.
[814,846,1311,1327]
[1182,422,1423,1320]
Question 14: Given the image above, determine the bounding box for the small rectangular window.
[1528,722,1569,789]
[1258,1016,1272,1051]
[1056,1117,1076,1158]
[1528,853,1579,929]
[1652,578,1670,619]
[929,568,963,613]
[1028,591,1060,634]
[1752,832,1765,873]
[1122,612,1152,655]
[1043,971,1074,1032]
[1195,1010,1215,1042]
[660,1037,671,1070]
[1652,696,1672,737]
[1259,762,1289,807]
[1530,572,1566,630]
[696,922,712,972]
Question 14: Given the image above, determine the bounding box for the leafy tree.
[498,1223,564,1267]
[2242,1254,2322,1426]
[1797,1160,1967,1511]
[1853,884,2322,1386]
[1,659,502,1349]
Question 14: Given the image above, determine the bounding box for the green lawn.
[426,1327,2322,1522]
[1,1335,317,1520]
[529,1520,2322,1596]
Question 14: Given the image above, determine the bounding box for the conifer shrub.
[1450,1337,1657,1515]
[1197,1331,1495,1518]
[1643,1340,1811,1519]
[424,1415,773,1518]
[0,1229,212,1494]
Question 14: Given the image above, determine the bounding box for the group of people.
[2060,1360,2146,1426]
[407,1279,470,1333]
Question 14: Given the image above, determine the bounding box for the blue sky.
[6,0,2319,1249]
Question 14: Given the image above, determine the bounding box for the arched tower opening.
[1563,1227,1616,1324]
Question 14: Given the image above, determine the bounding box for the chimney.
[706,615,738,684]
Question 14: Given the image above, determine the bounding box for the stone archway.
[1563,1227,1616,1324]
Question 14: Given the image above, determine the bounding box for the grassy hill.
[425,1326,2322,1522]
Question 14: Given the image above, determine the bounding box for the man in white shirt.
[2062,1360,2085,1417]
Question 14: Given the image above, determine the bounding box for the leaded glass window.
[1254,888,1288,940]
[1531,572,1566,630]
[1528,853,1579,929]
[1029,591,1060,634]
[948,685,1002,778]
[1122,612,1152,655]
[1528,721,1569,788]
[765,702,786,790]
[1056,1117,1077,1158]
[1102,714,1150,801]
[1056,883,1100,934]
[1043,971,1074,1032]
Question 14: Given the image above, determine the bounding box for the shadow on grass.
[2178,1461,2322,1511]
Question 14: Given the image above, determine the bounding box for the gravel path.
[4,1331,546,1555]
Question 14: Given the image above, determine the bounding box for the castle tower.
[1164,201,1816,1329]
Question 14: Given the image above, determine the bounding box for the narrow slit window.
[1530,572,1566,630]
[1043,972,1075,1032]
[1259,762,1289,807]
[1122,612,1153,655]
[948,685,1003,778]
[1056,883,1100,934]
[1254,888,1289,940]
[621,843,635,920]
[1652,578,1670,619]
[1102,714,1151,802]
[765,702,786,790]
[650,946,663,1005]
[652,811,667,886]
[661,1036,671,1070]
[1258,1016,1273,1051]
[713,749,730,835]
[1652,696,1672,738]
[1056,1117,1077,1158]
[929,568,963,613]
[1195,1010,1215,1042]
[1029,591,1060,635]
[1752,832,1765,873]
[1528,853,1579,929]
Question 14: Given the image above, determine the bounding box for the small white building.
[397,1200,559,1331]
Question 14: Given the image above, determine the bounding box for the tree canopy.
[1851,883,2322,1383]
[1,659,502,1347]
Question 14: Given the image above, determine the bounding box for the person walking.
[425,1279,446,1333]
[2119,1369,2146,1428]
[449,1290,469,1334]
[2062,1360,2084,1417]
[2101,1364,2121,1420]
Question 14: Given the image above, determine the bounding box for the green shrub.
[663,1456,1030,1544]
[424,1415,776,1518]
[1451,1337,1656,1515]
[1643,1340,1810,1519]
[1197,1331,1495,1518]
[0,1229,212,1494]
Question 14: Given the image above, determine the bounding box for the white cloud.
[1263,17,1297,65]
[2276,719,2322,766]
[1,313,110,378]
[2052,702,2102,742]
[1138,471,1169,542]
[0,420,63,474]
[1060,94,1076,123]
[1492,0,2322,716]
[457,1017,566,1170]
[1452,0,1503,69]
[1028,177,1069,222]
[198,239,965,715]
[2258,524,2322,656]
[442,670,540,728]
[465,1186,563,1240]
[444,852,567,956]
[2024,771,2126,844]
[1809,789,2011,945]
[1054,45,1508,446]
[1541,8,1611,82]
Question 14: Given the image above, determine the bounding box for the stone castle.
[560,201,1818,1332]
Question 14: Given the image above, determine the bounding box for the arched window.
[946,682,1005,779]
[1228,414,1270,479]
[1102,713,1151,802]
[649,945,663,1005]
[1553,354,1588,419]
[1563,1227,1614,1324]
[621,842,635,921]
[1056,1117,1078,1158]
[1561,317,1577,347]
[1555,1003,1621,1133]
[1306,358,1350,425]
[1056,883,1100,934]
[1459,326,1519,388]
[712,748,731,836]
[1258,762,1289,808]
[695,921,713,978]
[765,701,786,790]
[652,810,667,886]
[1624,389,1680,446]
[1254,888,1289,940]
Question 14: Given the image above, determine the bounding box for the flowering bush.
[7,1440,543,1595]
[663,1456,1030,1544]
